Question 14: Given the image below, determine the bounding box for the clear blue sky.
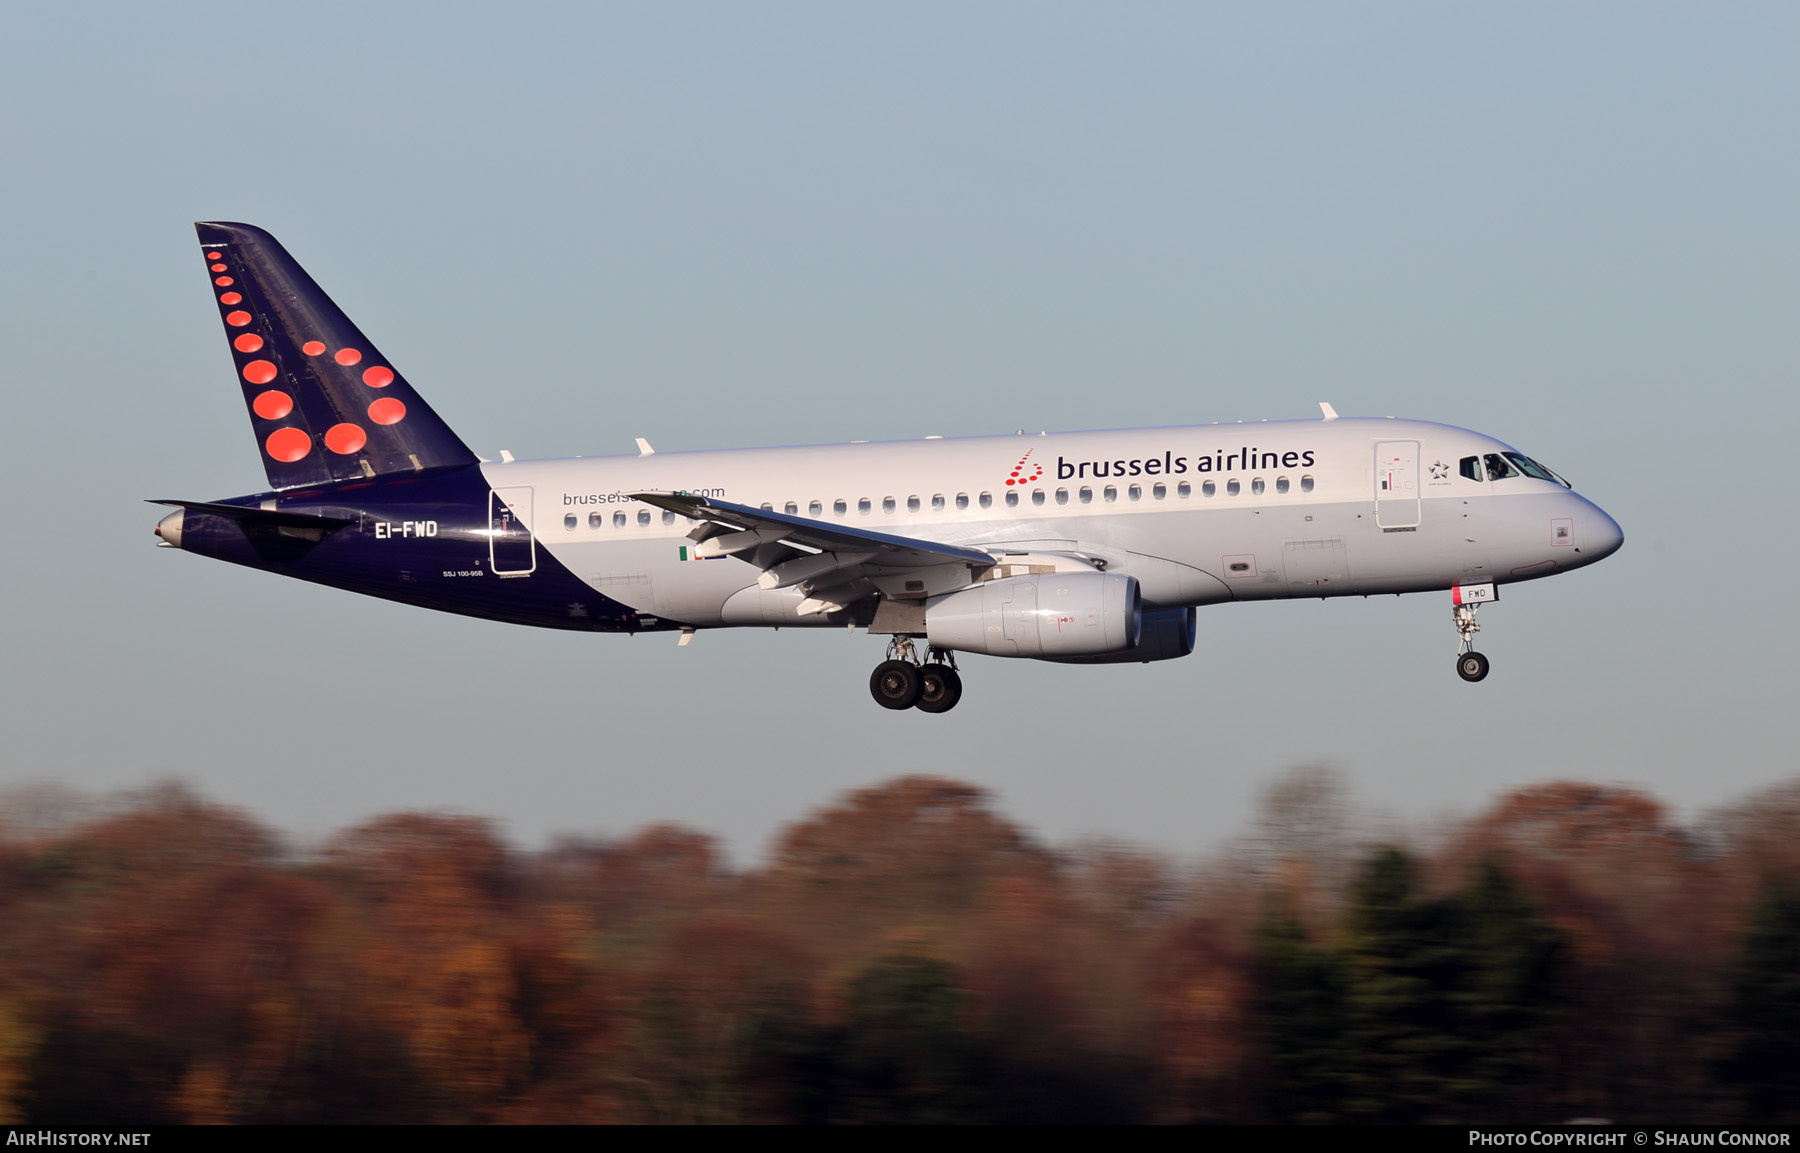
[3,2,1795,857]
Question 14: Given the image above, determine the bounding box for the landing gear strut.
[1453,601,1490,683]
[868,638,963,713]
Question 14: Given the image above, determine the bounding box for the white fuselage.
[475,416,1621,628]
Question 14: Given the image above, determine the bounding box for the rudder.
[195,222,478,489]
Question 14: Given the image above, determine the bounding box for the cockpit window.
[1483,453,1518,481]
[1504,452,1569,486]
[1459,456,1483,482]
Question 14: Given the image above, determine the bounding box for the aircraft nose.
[1584,502,1623,561]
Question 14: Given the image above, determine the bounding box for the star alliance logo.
[1429,460,1450,480]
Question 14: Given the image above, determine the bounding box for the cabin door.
[489,487,536,575]
[1374,441,1421,529]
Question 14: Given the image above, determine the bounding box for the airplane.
[153,222,1625,713]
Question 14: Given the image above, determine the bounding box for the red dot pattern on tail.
[302,341,325,356]
[233,333,263,353]
[253,390,293,420]
[361,366,393,388]
[367,397,406,425]
[265,427,311,462]
[335,348,361,366]
[324,423,366,455]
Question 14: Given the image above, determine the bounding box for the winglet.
[636,438,655,456]
[1320,402,1339,421]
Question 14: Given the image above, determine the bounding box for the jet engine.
[1041,606,1197,664]
[925,572,1141,657]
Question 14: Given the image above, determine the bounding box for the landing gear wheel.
[870,660,923,709]
[915,664,963,713]
[1456,651,1491,682]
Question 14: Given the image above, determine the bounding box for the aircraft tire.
[915,664,963,714]
[870,660,923,709]
[1456,651,1491,682]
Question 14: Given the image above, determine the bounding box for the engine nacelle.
[1040,606,1196,664]
[925,572,1141,657]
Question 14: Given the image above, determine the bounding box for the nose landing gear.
[1453,597,1491,682]
[868,637,964,713]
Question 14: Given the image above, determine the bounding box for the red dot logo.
[210,263,227,273]
[233,333,264,353]
[265,427,311,462]
[252,390,293,420]
[214,276,233,287]
[301,341,325,356]
[225,311,252,327]
[361,366,394,388]
[335,348,362,366]
[205,251,221,261]
[219,292,242,305]
[367,397,406,425]
[242,360,278,385]
[324,423,366,455]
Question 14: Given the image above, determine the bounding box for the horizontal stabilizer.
[148,499,354,531]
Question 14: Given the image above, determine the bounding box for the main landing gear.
[869,637,963,713]
[1453,600,1491,683]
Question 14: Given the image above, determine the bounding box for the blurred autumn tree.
[0,770,1792,1124]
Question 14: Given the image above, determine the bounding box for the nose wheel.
[1452,599,1491,682]
[868,638,964,713]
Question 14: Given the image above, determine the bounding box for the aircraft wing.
[629,492,995,599]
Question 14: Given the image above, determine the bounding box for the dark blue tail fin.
[195,222,478,489]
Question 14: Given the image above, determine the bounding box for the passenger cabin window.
[1178,481,1191,498]
[858,498,872,515]
[882,496,895,513]
[1055,488,1069,504]
[564,513,577,530]
[1104,485,1118,502]
[1459,456,1483,482]
[979,492,992,509]
[1079,486,1093,503]
[785,501,798,515]
[1227,479,1241,496]
[1484,453,1519,481]
[1153,483,1166,499]
[1300,475,1314,493]
[833,499,847,516]
[956,492,970,509]
[908,495,921,512]
[589,512,603,529]
[760,502,773,511]
[614,511,627,527]
[1202,481,1216,497]
[1032,489,1046,506]
[1251,478,1265,496]
[932,494,945,511]
[1275,476,1289,494]
[637,510,651,526]
[664,510,677,525]
[1005,490,1019,507]
[1128,484,1142,501]
[810,500,823,516]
